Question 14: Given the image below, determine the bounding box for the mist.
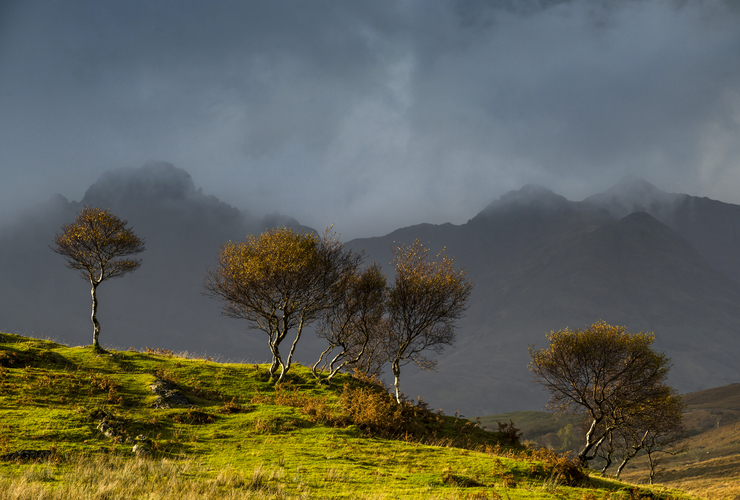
[1,0,739,239]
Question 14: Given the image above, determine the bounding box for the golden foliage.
[204,227,363,382]
[529,321,678,466]
[52,206,145,284]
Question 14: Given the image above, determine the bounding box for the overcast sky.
[1,0,739,238]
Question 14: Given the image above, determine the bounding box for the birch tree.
[595,387,684,477]
[52,206,145,351]
[204,227,361,382]
[529,321,673,467]
[386,240,473,403]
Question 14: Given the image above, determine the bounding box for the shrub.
[496,420,523,446]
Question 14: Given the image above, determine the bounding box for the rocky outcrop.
[150,377,190,408]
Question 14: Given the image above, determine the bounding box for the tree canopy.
[204,227,362,382]
[528,321,680,467]
[52,206,145,350]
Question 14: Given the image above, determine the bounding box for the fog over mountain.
[0,162,316,362]
[2,164,740,416]
[2,1,740,238]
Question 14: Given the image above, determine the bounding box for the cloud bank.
[1,0,739,238]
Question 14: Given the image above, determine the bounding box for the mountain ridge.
[2,166,739,416]
[350,182,740,415]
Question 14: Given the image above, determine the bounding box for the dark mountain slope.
[351,186,740,416]
[586,176,740,283]
[3,171,740,416]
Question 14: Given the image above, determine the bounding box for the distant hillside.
[682,383,740,411]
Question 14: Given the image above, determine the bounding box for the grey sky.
[1,0,739,239]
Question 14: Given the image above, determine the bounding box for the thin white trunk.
[578,417,608,466]
[268,341,282,381]
[312,345,334,378]
[327,336,368,382]
[278,317,305,383]
[392,359,402,403]
[91,281,101,349]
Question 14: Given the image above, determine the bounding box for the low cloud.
[1,0,739,238]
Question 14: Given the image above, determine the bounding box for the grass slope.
[0,333,694,499]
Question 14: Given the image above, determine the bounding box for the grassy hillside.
[0,333,695,499]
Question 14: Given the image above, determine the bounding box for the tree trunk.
[646,450,660,485]
[392,358,402,403]
[90,281,101,349]
[313,345,334,379]
[615,458,629,478]
[326,350,347,382]
[268,341,282,381]
[577,418,608,467]
[600,432,614,474]
[278,318,305,383]
[328,335,369,383]
[600,454,612,475]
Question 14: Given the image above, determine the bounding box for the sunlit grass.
[0,332,699,499]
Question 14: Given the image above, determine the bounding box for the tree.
[529,321,673,467]
[52,206,145,351]
[313,263,388,382]
[204,227,361,382]
[386,240,473,403]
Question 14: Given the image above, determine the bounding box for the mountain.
[0,162,316,362]
[584,176,740,283]
[349,181,740,416]
[3,167,740,417]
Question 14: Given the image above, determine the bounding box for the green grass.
[0,332,697,499]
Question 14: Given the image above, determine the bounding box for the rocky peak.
[474,184,572,220]
[583,176,683,218]
[81,161,197,207]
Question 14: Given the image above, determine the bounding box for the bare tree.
[529,321,673,467]
[386,240,473,403]
[52,206,145,351]
[313,263,388,382]
[204,227,361,382]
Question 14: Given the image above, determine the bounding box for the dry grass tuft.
[0,453,298,499]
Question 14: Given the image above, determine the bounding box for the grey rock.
[150,378,190,408]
